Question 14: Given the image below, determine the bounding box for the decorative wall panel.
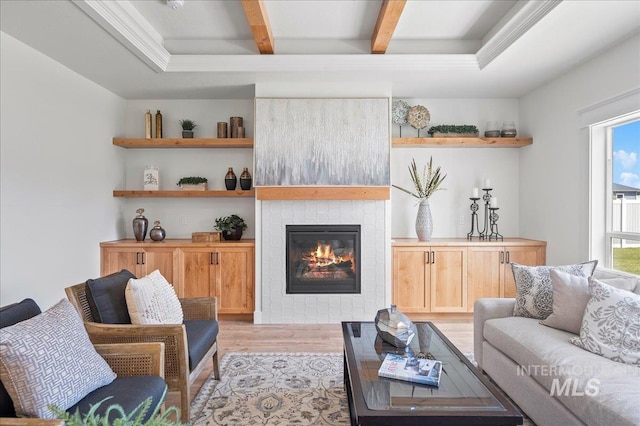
[255,98,390,186]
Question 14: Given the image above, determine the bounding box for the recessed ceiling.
[0,0,638,99]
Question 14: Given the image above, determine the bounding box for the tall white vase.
[415,200,433,241]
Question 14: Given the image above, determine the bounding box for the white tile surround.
[257,199,388,324]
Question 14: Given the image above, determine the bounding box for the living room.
[1,1,639,425]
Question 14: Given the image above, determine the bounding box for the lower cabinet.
[100,240,255,314]
[392,239,546,314]
[393,246,467,313]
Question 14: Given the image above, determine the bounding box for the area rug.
[190,352,350,425]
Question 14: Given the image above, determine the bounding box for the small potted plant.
[177,176,208,191]
[179,119,197,138]
[215,214,247,240]
[427,125,479,138]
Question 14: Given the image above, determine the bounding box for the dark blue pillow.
[0,298,42,417]
[86,269,136,324]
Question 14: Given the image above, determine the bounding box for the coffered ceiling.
[1,0,638,99]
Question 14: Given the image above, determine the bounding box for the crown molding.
[166,54,479,73]
[476,0,562,69]
[73,0,170,72]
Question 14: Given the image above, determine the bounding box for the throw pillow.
[125,270,183,324]
[86,269,136,323]
[0,299,116,418]
[511,260,597,319]
[569,278,640,365]
[540,269,591,334]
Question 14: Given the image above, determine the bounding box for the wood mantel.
[256,186,390,200]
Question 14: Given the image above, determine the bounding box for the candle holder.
[466,198,481,239]
[478,188,492,240]
[488,207,503,241]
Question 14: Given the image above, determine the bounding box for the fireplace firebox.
[286,225,361,294]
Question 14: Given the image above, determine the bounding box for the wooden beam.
[371,0,407,54]
[241,0,274,54]
[256,187,390,200]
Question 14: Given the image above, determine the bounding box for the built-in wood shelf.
[113,190,255,198]
[392,137,532,148]
[113,138,253,148]
[256,186,390,200]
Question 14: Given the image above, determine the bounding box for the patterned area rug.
[190,353,350,425]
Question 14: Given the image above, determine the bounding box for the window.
[590,114,640,274]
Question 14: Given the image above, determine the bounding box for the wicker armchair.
[65,283,220,423]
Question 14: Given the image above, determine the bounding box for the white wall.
[391,98,521,238]
[0,32,125,309]
[519,33,640,265]
[121,100,255,238]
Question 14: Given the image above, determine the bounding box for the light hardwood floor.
[165,318,473,412]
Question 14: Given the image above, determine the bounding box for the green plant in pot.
[215,214,247,240]
[177,176,208,190]
[179,119,197,138]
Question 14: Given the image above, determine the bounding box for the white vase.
[415,200,433,241]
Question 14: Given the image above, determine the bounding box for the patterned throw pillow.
[511,260,597,319]
[125,270,183,324]
[570,278,640,365]
[0,299,116,418]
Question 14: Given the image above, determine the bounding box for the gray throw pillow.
[540,269,591,334]
[511,260,597,319]
[86,269,136,323]
[0,299,116,418]
[570,278,640,365]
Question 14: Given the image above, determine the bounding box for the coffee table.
[342,321,523,425]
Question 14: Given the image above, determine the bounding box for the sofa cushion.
[185,319,219,371]
[125,270,183,325]
[86,269,136,324]
[484,316,640,426]
[540,269,591,334]
[511,260,597,319]
[569,278,640,365]
[593,267,640,294]
[0,299,116,418]
[66,376,167,423]
[0,298,42,418]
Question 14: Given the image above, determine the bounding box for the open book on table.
[378,353,442,387]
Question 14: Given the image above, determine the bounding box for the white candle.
[472,187,479,198]
[490,197,498,208]
[484,178,491,189]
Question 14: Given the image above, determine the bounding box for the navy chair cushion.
[86,269,136,323]
[185,319,219,371]
[67,376,167,423]
[0,298,42,417]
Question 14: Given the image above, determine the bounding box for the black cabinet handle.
[431,251,435,264]
[425,251,430,264]
[500,251,504,264]
[141,252,145,265]
[506,251,510,264]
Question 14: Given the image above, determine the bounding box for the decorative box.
[192,232,221,242]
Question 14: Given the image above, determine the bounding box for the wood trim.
[113,138,253,148]
[256,186,390,200]
[371,0,407,54]
[113,190,254,198]
[392,137,532,148]
[392,237,546,247]
[241,0,274,54]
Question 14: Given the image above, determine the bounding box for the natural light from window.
[609,120,640,274]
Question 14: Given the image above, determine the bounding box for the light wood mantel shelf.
[113,190,254,198]
[113,138,253,148]
[256,186,390,200]
[392,137,532,148]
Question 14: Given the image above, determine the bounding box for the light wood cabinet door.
[467,247,503,311]
[503,246,546,298]
[392,247,428,312]
[430,247,467,312]
[214,247,255,314]
[180,248,215,299]
[101,247,142,277]
[142,246,178,287]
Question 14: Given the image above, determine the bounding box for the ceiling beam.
[371,0,407,54]
[241,0,275,54]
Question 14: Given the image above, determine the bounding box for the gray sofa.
[474,268,640,426]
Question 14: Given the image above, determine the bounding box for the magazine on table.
[378,353,442,387]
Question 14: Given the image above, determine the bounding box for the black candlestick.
[467,198,481,239]
[488,207,503,241]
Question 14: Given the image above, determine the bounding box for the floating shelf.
[392,137,532,148]
[113,190,255,198]
[113,138,253,148]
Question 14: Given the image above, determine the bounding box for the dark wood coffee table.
[342,321,523,425]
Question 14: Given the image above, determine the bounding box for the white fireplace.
[256,199,388,323]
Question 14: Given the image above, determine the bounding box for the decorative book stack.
[378,353,442,387]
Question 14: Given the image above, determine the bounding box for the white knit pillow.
[125,270,183,324]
